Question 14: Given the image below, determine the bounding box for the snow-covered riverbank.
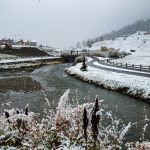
[0,57,62,70]
[65,62,150,101]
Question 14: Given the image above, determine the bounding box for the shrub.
[75,55,87,63]
[120,51,130,57]
[108,49,120,58]
[0,90,149,149]
[88,50,108,57]
[101,46,109,51]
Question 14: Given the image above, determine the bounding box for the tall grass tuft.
[91,96,100,141]
[83,107,88,142]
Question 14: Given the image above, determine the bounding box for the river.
[0,64,150,143]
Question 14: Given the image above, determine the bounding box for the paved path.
[87,57,150,78]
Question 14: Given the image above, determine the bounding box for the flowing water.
[0,64,150,143]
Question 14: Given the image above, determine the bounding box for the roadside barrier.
[106,58,150,72]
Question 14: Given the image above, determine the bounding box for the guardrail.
[107,59,150,72]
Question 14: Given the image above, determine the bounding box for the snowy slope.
[90,31,150,65]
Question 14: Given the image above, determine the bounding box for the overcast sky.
[0,0,150,48]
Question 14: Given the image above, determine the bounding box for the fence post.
[133,64,134,69]
[126,63,127,68]
[140,65,142,70]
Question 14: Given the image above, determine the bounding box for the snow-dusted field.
[0,56,60,64]
[65,62,150,100]
[0,56,61,69]
[111,52,150,66]
[0,54,17,59]
[89,31,150,65]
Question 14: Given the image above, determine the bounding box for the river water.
[0,64,150,143]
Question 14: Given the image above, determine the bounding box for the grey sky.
[0,0,150,48]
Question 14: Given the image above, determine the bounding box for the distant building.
[0,39,13,45]
[17,39,24,45]
[0,38,38,46]
[14,39,37,46]
[30,41,37,46]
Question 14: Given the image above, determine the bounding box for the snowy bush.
[75,55,87,63]
[88,50,108,57]
[108,49,120,58]
[0,90,149,149]
[120,51,130,57]
[101,46,109,51]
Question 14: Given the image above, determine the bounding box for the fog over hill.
[81,19,150,48]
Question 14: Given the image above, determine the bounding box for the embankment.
[65,63,150,102]
[0,57,62,71]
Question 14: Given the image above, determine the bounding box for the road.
[87,57,150,78]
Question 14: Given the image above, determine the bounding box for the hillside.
[89,31,150,65]
[82,19,150,48]
[101,19,150,41]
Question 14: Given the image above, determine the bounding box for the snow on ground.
[0,54,17,59]
[0,56,59,64]
[97,57,108,61]
[94,61,150,75]
[65,62,150,100]
[89,31,150,65]
[0,56,61,69]
[12,45,38,49]
[0,62,40,69]
[111,52,150,66]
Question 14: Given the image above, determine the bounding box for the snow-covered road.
[88,57,150,78]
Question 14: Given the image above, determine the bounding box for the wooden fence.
[107,59,150,72]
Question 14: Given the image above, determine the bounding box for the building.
[0,38,38,46]
[0,39,13,45]
[13,40,37,46]
[30,41,37,46]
